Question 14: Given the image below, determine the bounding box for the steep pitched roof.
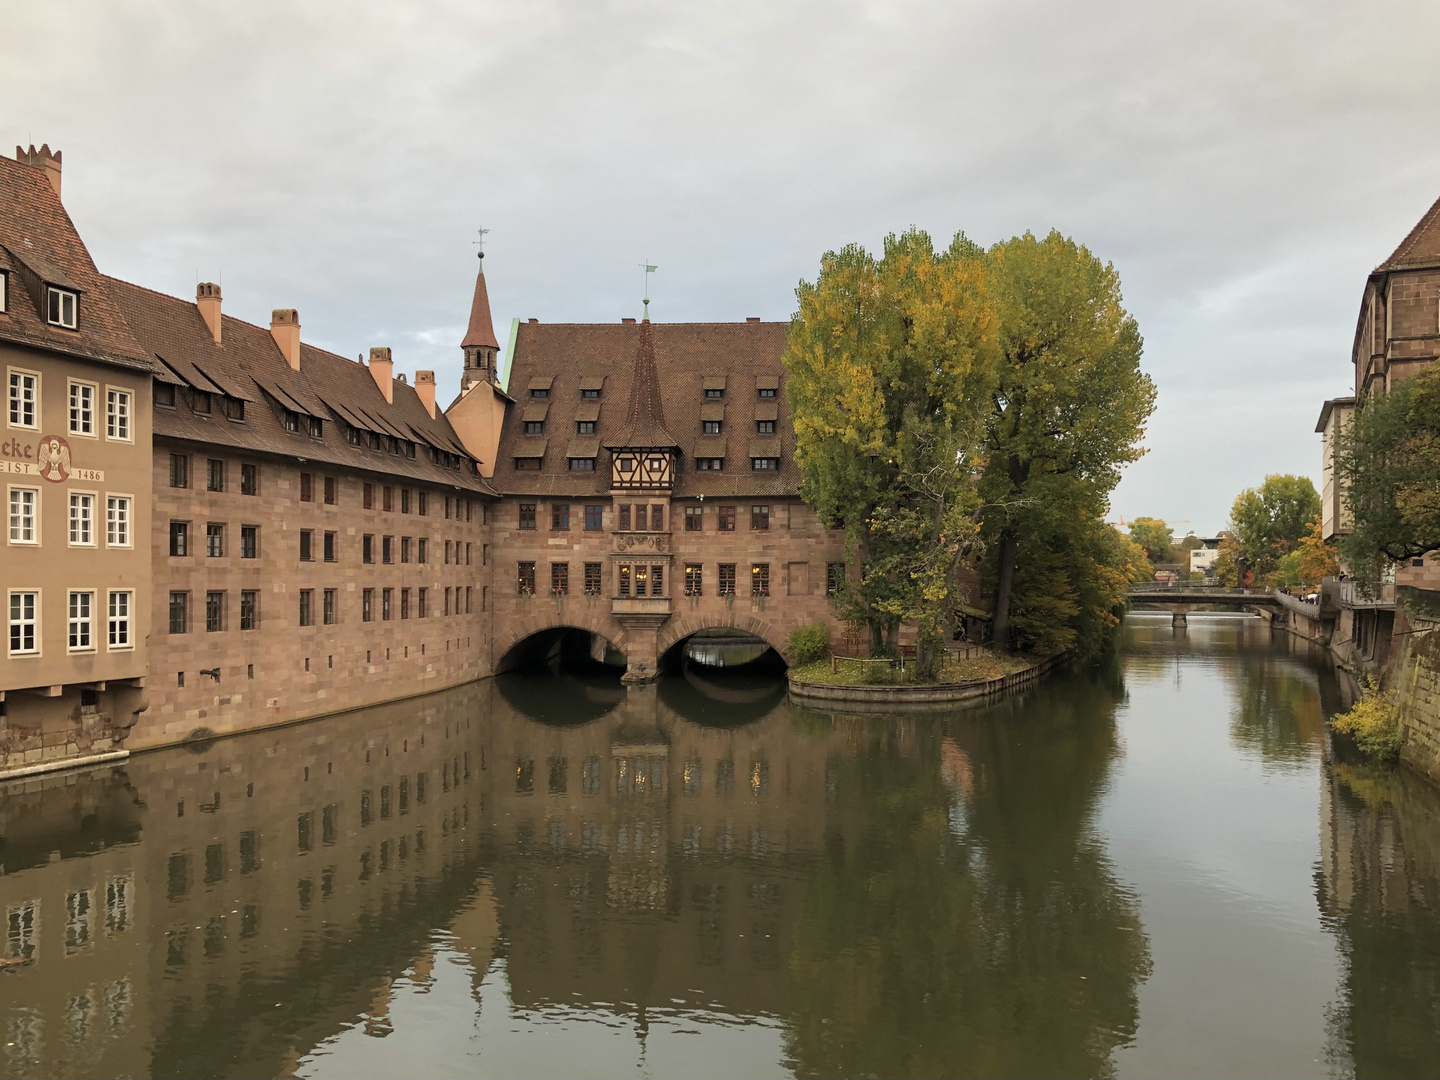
[605,319,680,450]
[0,153,155,373]
[461,263,499,350]
[107,276,495,493]
[1377,193,1440,272]
[493,319,799,498]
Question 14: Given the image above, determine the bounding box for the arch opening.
[658,627,787,676]
[496,626,626,677]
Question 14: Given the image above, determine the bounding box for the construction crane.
[1109,516,1191,528]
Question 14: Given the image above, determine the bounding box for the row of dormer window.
[525,382,778,401]
[522,418,775,437]
[0,272,78,330]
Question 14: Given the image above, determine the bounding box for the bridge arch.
[655,613,790,672]
[495,607,629,674]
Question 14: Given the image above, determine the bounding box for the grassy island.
[788,650,1034,688]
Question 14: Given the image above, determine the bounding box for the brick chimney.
[271,309,300,370]
[197,283,222,344]
[368,347,394,403]
[15,144,61,200]
[415,370,437,418]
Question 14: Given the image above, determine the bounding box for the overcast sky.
[7,0,1439,534]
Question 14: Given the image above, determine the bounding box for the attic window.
[577,420,596,435]
[757,387,777,399]
[308,416,323,439]
[226,398,246,422]
[704,388,723,400]
[405,442,416,459]
[696,458,724,471]
[284,410,301,433]
[46,287,77,329]
[349,425,363,446]
[368,431,381,451]
[580,388,600,400]
[155,381,175,408]
[751,457,780,471]
[192,390,212,415]
[703,420,722,435]
[515,457,542,471]
[530,388,549,399]
[525,420,544,436]
[0,270,7,313]
[388,436,400,455]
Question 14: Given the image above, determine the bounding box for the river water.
[2,613,1439,1078]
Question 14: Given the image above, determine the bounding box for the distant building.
[1189,536,1223,577]
[1315,397,1354,543]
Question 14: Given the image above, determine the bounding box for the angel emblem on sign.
[37,435,71,483]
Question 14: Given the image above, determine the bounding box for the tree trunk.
[992,531,1019,652]
[868,620,884,656]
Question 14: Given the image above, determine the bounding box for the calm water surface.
[3,614,1439,1078]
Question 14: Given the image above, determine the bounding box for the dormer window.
[192,390,211,415]
[405,441,416,459]
[46,287,78,329]
[368,431,381,451]
[530,388,549,399]
[757,387,777,399]
[388,436,400,455]
[226,397,246,422]
[577,420,596,435]
[0,270,8,313]
[756,419,776,434]
[155,381,176,408]
[284,410,300,433]
[704,388,723,400]
[580,388,600,400]
[703,420,722,435]
[308,416,324,438]
[524,420,544,435]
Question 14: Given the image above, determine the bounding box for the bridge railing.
[1126,584,1271,597]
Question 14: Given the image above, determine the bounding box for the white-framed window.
[69,380,96,437]
[68,590,94,652]
[106,495,131,547]
[69,492,95,546]
[0,270,7,314]
[8,590,39,655]
[108,590,132,649]
[7,369,38,429]
[8,486,37,544]
[106,388,132,441]
[47,286,78,329]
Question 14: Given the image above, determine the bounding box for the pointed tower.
[461,250,500,392]
[604,316,681,490]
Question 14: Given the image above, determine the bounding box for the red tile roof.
[1377,193,1440,272]
[0,154,155,373]
[606,319,680,450]
[461,264,500,350]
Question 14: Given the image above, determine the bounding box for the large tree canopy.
[980,231,1155,651]
[1127,517,1173,565]
[1228,474,1320,582]
[1336,361,1440,583]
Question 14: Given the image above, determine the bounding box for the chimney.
[368,347,394,403]
[270,309,300,371]
[15,144,61,200]
[415,370,437,418]
[196,283,222,344]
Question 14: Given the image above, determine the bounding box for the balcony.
[1338,581,1395,608]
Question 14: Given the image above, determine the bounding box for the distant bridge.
[1126,585,1286,626]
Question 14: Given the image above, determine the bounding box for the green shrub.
[1329,678,1403,763]
[787,621,830,665]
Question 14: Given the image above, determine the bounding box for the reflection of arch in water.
[657,617,789,674]
[494,669,626,726]
[656,664,788,728]
[495,618,627,675]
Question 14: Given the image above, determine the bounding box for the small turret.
[461,250,500,392]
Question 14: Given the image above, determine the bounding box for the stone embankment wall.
[1391,612,1440,784]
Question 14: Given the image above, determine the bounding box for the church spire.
[606,318,680,452]
[460,246,499,392]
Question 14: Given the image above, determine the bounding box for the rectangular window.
[382,588,392,621]
[445,496,452,519]
[324,588,337,625]
[466,585,473,614]
[524,420,544,435]
[106,495,130,547]
[751,504,770,531]
[702,419,723,436]
[417,587,427,618]
[652,564,664,595]
[206,591,225,632]
[107,388,132,440]
[751,457,780,471]
[576,420,596,435]
[9,590,38,654]
[169,521,189,557]
[684,506,703,531]
[362,588,373,623]
[401,488,411,514]
[48,287,78,328]
[585,504,604,531]
[68,591,95,650]
[444,539,452,565]
[207,458,224,492]
[241,463,258,495]
[752,563,770,596]
[400,536,411,563]
[519,503,536,530]
[300,473,313,502]
[551,562,569,595]
[400,588,410,619]
[8,487,37,543]
[551,504,570,531]
[206,522,224,557]
[68,492,94,546]
[718,506,736,532]
[383,486,393,512]
[515,457,542,471]
[418,491,428,516]
[324,531,337,562]
[758,386,777,399]
[756,419,776,434]
[363,483,374,510]
[382,535,393,564]
[8,370,38,428]
[584,562,603,595]
[466,542,472,565]
[299,589,314,627]
[633,505,647,531]
[696,457,724,471]
[417,537,428,564]
[705,387,723,400]
[362,534,374,563]
[299,529,314,562]
[324,476,337,505]
[444,586,451,616]
[718,564,737,596]
[619,505,631,530]
[568,457,596,471]
[226,397,245,422]
[685,563,703,596]
[169,454,189,489]
[618,564,631,597]
[168,591,188,634]
[241,525,258,559]
[518,561,536,596]
[68,382,95,435]
[240,590,258,630]
[309,416,324,438]
[652,505,664,531]
[193,390,212,415]
[108,590,132,648]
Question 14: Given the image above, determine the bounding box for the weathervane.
[640,260,657,319]
[473,225,490,261]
